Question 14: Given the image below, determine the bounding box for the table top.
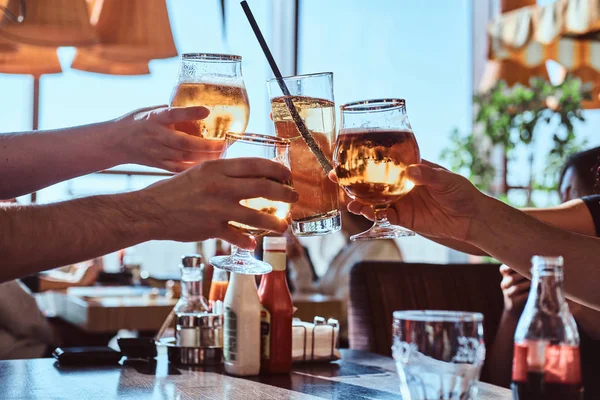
[36,288,176,333]
[0,349,510,399]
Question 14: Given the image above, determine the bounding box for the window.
[298,0,473,263]
[0,0,275,275]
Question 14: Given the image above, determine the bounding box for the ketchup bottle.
[258,236,293,374]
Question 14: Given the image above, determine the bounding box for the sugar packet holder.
[292,316,341,363]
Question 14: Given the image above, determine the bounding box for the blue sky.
[0,0,472,192]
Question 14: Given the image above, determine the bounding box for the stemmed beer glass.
[334,99,421,240]
[210,133,292,275]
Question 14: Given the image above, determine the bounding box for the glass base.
[210,254,272,275]
[292,210,342,237]
[350,221,414,241]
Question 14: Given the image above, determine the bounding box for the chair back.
[348,261,504,357]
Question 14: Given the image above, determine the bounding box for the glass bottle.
[174,254,209,316]
[512,256,583,400]
[170,53,249,141]
[175,254,210,347]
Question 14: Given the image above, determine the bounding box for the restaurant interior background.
[2,0,599,276]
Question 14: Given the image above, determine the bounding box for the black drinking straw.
[240,0,333,173]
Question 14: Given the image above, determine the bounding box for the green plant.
[442,75,592,203]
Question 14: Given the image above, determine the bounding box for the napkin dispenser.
[292,316,341,362]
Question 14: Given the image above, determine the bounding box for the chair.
[348,261,504,369]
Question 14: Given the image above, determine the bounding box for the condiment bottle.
[512,256,583,400]
[258,237,293,374]
[174,254,209,347]
[209,241,229,308]
[223,272,261,376]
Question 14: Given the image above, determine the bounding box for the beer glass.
[210,133,292,275]
[267,72,341,237]
[392,311,486,400]
[170,53,249,149]
[334,99,420,240]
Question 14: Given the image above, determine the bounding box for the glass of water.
[392,310,486,400]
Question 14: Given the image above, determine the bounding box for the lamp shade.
[88,0,177,62]
[0,35,17,53]
[71,49,150,76]
[0,0,97,47]
[0,45,61,76]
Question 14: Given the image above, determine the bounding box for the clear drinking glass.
[335,99,420,240]
[170,53,249,151]
[210,133,292,275]
[392,311,486,400]
[267,72,341,236]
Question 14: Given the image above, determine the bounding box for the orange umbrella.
[0,0,97,46]
[71,0,177,76]
[71,49,149,76]
[85,0,176,62]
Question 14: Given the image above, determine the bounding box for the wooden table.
[37,287,176,333]
[0,349,510,399]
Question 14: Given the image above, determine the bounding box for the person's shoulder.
[581,195,600,237]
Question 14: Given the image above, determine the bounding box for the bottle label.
[224,306,237,362]
[260,306,271,360]
[512,341,582,384]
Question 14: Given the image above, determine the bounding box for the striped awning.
[487,0,600,106]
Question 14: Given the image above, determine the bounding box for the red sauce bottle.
[258,237,293,374]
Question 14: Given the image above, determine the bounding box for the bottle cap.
[263,236,286,251]
[181,254,204,269]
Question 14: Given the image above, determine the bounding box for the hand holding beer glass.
[268,73,341,236]
[210,133,294,275]
[334,99,421,240]
[170,53,249,158]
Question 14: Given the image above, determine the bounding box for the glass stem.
[231,245,253,260]
[372,206,392,228]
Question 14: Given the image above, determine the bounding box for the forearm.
[0,121,122,198]
[469,197,600,310]
[424,201,594,255]
[0,192,159,283]
[422,236,487,256]
[522,200,595,236]
[486,311,520,387]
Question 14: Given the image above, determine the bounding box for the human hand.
[109,105,224,172]
[339,160,488,241]
[499,264,530,316]
[141,158,299,249]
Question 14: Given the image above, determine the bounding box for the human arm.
[421,200,596,256]
[0,158,298,283]
[0,106,223,199]
[347,164,600,310]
